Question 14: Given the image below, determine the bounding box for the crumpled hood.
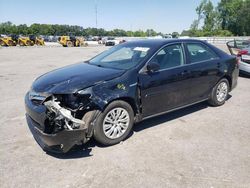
[32,62,125,94]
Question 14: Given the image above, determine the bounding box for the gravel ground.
[0,45,249,188]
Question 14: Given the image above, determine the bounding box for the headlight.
[77,87,92,97]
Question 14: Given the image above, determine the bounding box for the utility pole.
[95,0,98,29]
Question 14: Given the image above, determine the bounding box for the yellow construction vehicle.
[58,35,86,47]
[29,35,45,46]
[0,35,18,46]
[18,36,34,46]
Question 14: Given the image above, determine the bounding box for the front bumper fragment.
[26,115,87,153]
[25,92,88,153]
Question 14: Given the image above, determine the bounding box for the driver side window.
[153,44,184,70]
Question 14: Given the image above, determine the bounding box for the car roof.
[123,39,229,58]
[125,39,206,48]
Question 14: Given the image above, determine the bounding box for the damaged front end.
[25,91,98,153]
[44,96,87,131]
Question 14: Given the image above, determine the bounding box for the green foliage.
[0,22,159,37]
[187,0,250,36]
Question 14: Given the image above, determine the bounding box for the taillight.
[237,50,248,56]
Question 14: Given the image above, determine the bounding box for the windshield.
[89,44,151,70]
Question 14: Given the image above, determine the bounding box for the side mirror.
[147,60,160,73]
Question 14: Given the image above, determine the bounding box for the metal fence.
[186,37,250,44]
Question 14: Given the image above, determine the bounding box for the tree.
[202,0,217,31]
[217,0,243,35]
[186,0,248,37]
[217,0,250,36]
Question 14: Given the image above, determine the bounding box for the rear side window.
[186,43,218,63]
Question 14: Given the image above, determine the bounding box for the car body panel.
[32,62,125,94]
[139,66,192,117]
[25,39,239,153]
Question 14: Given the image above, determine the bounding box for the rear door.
[183,42,221,102]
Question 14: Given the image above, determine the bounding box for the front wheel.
[0,40,6,46]
[93,100,134,145]
[208,78,229,106]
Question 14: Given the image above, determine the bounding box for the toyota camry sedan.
[25,39,239,153]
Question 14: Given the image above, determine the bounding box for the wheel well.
[107,97,138,116]
[223,75,232,90]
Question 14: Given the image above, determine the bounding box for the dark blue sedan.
[25,39,239,153]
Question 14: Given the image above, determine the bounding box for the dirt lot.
[0,46,250,188]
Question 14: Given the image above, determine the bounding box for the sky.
[0,0,220,33]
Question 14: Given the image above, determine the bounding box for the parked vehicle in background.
[29,35,45,46]
[0,35,45,46]
[0,34,18,46]
[227,39,250,55]
[18,36,34,46]
[58,36,86,47]
[51,36,59,42]
[25,39,239,153]
[119,39,126,44]
[105,37,120,46]
[163,34,172,39]
[237,45,250,75]
[227,39,250,75]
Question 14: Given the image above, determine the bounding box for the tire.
[0,40,6,46]
[66,41,73,47]
[19,41,24,46]
[93,100,134,145]
[208,78,229,106]
[28,41,34,46]
[8,40,15,46]
[36,41,42,46]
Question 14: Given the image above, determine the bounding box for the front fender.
[91,82,138,110]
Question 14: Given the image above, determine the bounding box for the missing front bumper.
[26,114,88,153]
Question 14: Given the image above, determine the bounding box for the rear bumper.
[25,93,88,153]
[239,60,250,74]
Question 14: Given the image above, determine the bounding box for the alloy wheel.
[103,107,130,139]
[216,82,228,102]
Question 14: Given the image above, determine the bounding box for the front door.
[138,43,192,118]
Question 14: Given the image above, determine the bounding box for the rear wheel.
[8,40,15,46]
[66,41,73,47]
[93,100,134,145]
[208,78,229,106]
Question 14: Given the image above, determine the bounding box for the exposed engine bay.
[44,98,86,131]
[40,93,98,135]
